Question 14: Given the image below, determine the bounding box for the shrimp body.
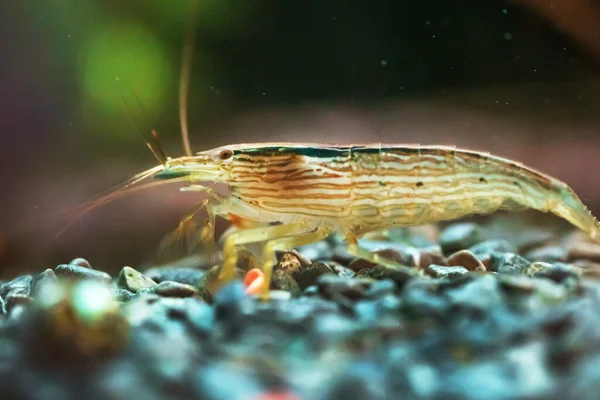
[166,143,599,241]
[93,141,598,298]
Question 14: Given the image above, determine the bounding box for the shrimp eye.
[219,149,233,161]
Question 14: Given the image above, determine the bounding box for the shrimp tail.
[549,184,600,242]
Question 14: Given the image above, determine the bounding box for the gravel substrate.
[2,213,600,399]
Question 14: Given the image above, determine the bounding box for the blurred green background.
[1,0,599,276]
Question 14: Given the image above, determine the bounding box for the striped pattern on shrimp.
[225,144,556,229]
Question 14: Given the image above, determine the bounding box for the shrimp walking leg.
[218,222,316,285]
[345,232,418,276]
[260,225,334,300]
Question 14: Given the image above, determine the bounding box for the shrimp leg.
[345,231,419,276]
[218,222,317,285]
[260,224,334,299]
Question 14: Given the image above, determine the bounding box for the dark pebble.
[426,265,469,278]
[439,223,482,254]
[292,262,335,290]
[0,275,32,300]
[415,245,448,269]
[144,267,206,287]
[275,252,303,274]
[55,264,111,284]
[69,257,92,269]
[447,249,486,271]
[153,281,198,297]
[30,269,58,299]
[354,265,414,289]
[317,274,370,302]
[270,270,301,296]
[491,253,531,274]
[117,266,157,293]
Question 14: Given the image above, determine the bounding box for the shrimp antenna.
[118,85,169,167]
[179,0,201,157]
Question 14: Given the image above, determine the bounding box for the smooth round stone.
[69,258,92,269]
[153,281,198,298]
[447,250,486,272]
[118,267,157,293]
[55,264,111,284]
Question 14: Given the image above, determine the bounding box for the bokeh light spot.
[79,20,172,123]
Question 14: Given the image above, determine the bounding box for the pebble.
[152,281,198,297]
[69,257,92,269]
[55,264,112,284]
[524,246,568,264]
[270,270,301,296]
[491,253,531,275]
[111,288,136,302]
[117,267,157,293]
[439,223,482,254]
[4,293,31,312]
[568,242,600,263]
[317,274,370,302]
[30,269,58,299]
[292,262,335,290]
[0,275,32,300]
[447,249,486,271]
[354,265,414,289]
[332,264,355,278]
[530,263,579,284]
[144,267,206,286]
[426,265,469,278]
[3,213,600,399]
[414,245,447,269]
[469,239,516,259]
[276,252,303,274]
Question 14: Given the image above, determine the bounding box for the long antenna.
[179,0,201,157]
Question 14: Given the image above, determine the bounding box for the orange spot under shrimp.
[244,268,265,295]
[228,213,257,229]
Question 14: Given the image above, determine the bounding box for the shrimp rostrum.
[107,142,599,298]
